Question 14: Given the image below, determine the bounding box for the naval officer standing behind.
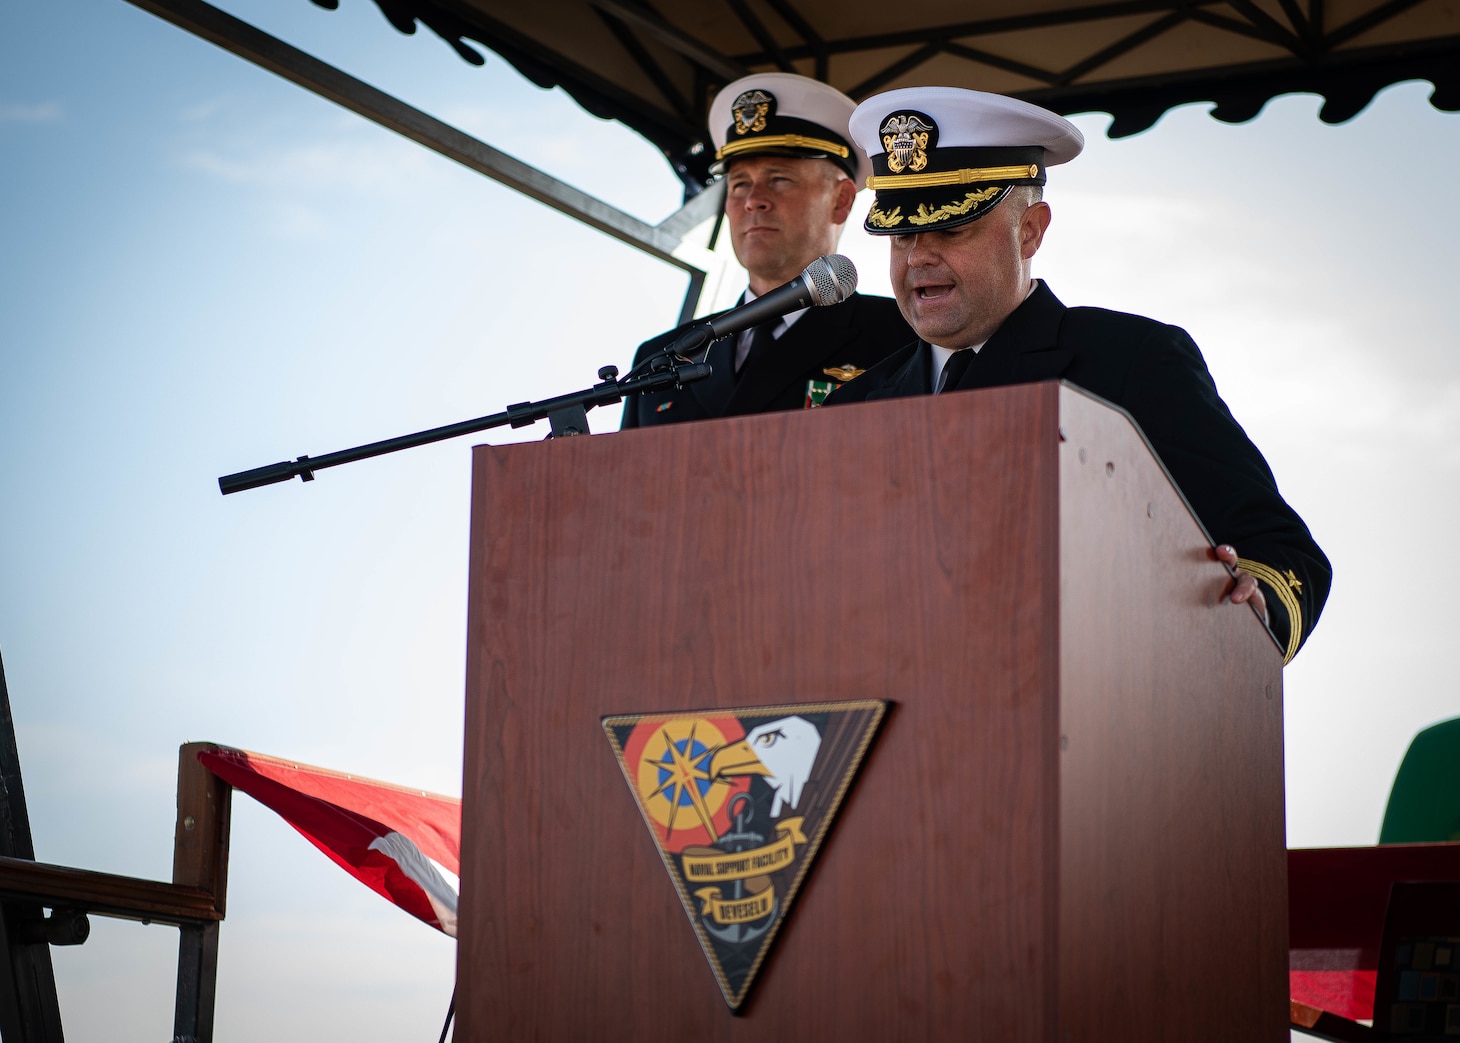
[622,73,913,427]
[828,87,1330,662]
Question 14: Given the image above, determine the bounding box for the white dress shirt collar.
[929,279,1040,393]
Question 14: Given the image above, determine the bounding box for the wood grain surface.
[456,382,1286,1041]
[1056,386,1287,1042]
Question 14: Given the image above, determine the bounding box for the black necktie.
[937,348,974,393]
[737,321,778,377]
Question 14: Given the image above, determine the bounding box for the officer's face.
[725,156,854,295]
[889,194,1050,349]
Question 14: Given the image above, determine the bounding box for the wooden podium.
[455,382,1287,1041]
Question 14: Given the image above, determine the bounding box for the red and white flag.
[199,746,462,936]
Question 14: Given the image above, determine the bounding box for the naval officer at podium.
[828,86,1330,663]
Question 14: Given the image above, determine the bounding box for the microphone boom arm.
[219,255,859,495]
[217,355,712,495]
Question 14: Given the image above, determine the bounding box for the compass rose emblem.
[634,716,749,845]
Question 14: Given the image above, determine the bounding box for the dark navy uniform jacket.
[621,293,913,428]
[826,281,1330,662]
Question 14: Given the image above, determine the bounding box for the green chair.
[1379,716,1460,843]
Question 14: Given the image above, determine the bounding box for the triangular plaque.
[602,700,886,1010]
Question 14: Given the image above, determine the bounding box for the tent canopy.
[326,0,1460,189]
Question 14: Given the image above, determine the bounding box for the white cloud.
[1036,175,1460,469]
[179,134,439,198]
[262,199,331,240]
[0,101,63,123]
[436,99,681,221]
[1219,339,1460,465]
[178,97,229,122]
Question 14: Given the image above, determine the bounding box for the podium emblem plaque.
[602,700,886,1010]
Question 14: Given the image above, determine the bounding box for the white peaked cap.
[849,86,1084,167]
[848,86,1084,233]
[708,72,871,187]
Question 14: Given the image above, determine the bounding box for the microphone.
[703,254,858,341]
[663,255,858,359]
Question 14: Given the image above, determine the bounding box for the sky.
[2,0,1458,1039]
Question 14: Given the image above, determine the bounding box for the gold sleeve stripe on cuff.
[717,135,850,160]
[866,164,1040,191]
[1236,557,1303,665]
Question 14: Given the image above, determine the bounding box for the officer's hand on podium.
[1214,544,1269,624]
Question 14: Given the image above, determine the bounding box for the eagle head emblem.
[709,715,823,818]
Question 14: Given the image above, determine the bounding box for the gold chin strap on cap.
[866,163,1040,191]
[1235,557,1303,664]
[717,135,850,160]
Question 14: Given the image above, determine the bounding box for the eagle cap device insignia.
[880,111,937,173]
[708,73,868,184]
[602,700,887,1010]
[851,87,1082,235]
[732,89,774,135]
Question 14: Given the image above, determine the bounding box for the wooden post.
[0,650,64,1043]
[172,742,231,1043]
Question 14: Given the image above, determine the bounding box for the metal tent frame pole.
[123,0,733,323]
